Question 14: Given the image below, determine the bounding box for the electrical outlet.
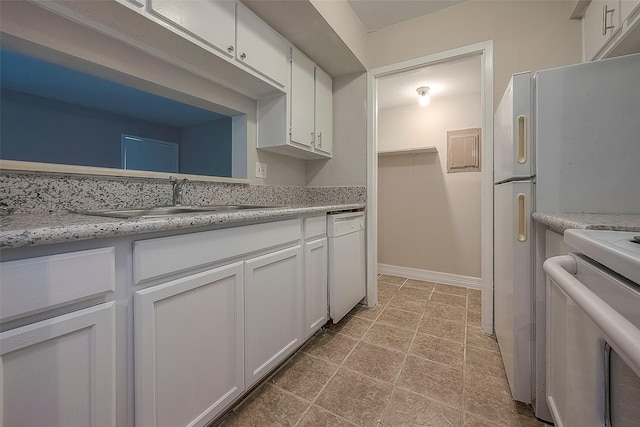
[255,162,267,178]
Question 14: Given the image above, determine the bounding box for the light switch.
[255,162,267,178]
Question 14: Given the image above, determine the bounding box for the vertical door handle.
[517,193,527,242]
[517,115,526,164]
[317,131,322,148]
[603,5,615,35]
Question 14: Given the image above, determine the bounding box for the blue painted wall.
[1,88,234,176]
[1,88,181,169]
[180,119,232,177]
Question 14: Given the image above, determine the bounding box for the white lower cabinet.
[244,245,303,387]
[1,302,116,427]
[304,237,328,338]
[134,262,245,427]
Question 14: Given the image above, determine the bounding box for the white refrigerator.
[493,53,640,422]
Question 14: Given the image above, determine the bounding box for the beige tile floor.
[216,275,549,427]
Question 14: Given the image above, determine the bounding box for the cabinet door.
[290,47,316,149]
[1,302,115,427]
[245,245,303,387]
[236,4,287,86]
[135,262,244,427]
[147,0,236,57]
[314,66,333,157]
[304,237,328,338]
[584,0,621,60]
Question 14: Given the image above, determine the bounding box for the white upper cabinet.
[583,0,640,60]
[147,0,236,58]
[314,66,333,157]
[236,4,288,87]
[584,0,621,60]
[290,47,317,149]
[257,47,333,159]
[146,0,286,89]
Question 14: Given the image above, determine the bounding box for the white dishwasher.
[327,210,366,324]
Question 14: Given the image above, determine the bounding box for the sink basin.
[74,205,279,219]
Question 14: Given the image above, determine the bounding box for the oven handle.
[544,255,640,377]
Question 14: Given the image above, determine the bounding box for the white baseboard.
[377,263,482,290]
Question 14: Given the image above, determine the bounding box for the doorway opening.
[366,42,494,334]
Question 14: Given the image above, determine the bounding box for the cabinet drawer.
[0,247,115,321]
[134,219,301,284]
[304,216,327,240]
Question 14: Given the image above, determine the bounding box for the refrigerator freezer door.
[494,72,533,184]
[535,53,640,214]
[494,180,533,403]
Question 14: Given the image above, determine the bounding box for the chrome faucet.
[169,176,188,206]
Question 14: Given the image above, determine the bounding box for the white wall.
[309,0,369,69]
[378,92,482,277]
[307,72,368,186]
[368,0,582,109]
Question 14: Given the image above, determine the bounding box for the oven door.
[544,254,640,427]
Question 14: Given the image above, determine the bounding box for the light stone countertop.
[532,212,640,234]
[0,203,365,249]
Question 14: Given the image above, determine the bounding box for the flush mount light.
[417,86,431,106]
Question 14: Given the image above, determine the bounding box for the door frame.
[366,41,494,334]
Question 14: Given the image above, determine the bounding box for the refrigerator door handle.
[517,193,527,242]
[517,115,527,164]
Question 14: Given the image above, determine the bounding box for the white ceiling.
[377,54,481,109]
[347,0,468,32]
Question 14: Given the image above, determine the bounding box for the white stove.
[544,229,640,427]
[564,229,640,285]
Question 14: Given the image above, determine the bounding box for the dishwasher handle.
[544,255,640,377]
[327,213,365,237]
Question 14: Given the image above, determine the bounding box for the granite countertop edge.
[532,212,640,234]
[0,203,366,249]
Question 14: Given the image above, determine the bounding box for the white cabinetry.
[314,66,333,157]
[134,263,244,427]
[584,0,621,60]
[245,245,303,387]
[290,47,316,150]
[1,302,116,427]
[583,0,640,60]
[145,0,286,87]
[236,4,288,87]
[0,246,117,427]
[303,216,328,338]
[147,0,236,58]
[132,218,304,422]
[257,47,333,159]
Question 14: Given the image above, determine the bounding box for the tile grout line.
[368,276,408,426]
[294,278,400,427]
[376,280,438,425]
[461,290,470,425]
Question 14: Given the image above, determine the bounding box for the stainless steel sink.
[74,205,278,219]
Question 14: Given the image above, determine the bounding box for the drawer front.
[304,216,327,240]
[134,219,301,284]
[1,247,116,321]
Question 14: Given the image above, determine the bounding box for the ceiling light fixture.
[417,86,431,106]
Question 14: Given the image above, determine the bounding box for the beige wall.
[378,92,482,277]
[307,72,368,186]
[368,0,582,109]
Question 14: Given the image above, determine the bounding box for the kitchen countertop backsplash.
[0,172,365,215]
[0,172,366,249]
